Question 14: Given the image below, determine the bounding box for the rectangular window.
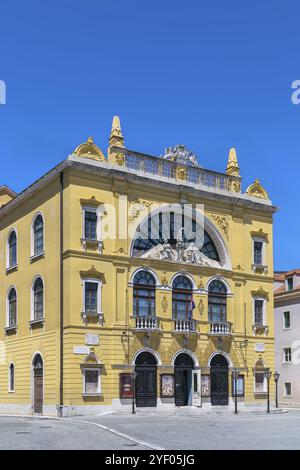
[254,299,264,325]
[284,382,292,397]
[84,211,97,240]
[287,277,294,291]
[254,372,266,393]
[283,311,291,329]
[253,241,263,265]
[283,347,292,363]
[84,369,100,394]
[85,282,98,313]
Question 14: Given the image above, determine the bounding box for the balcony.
[173,318,198,333]
[209,321,232,336]
[110,146,241,195]
[133,316,160,331]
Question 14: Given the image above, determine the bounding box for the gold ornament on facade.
[210,214,229,239]
[74,137,105,162]
[161,275,168,286]
[198,277,204,289]
[229,178,241,193]
[176,165,187,181]
[246,179,269,199]
[197,298,205,316]
[161,296,168,312]
[129,199,153,222]
[114,152,125,166]
[251,286,269,301]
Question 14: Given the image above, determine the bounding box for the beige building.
[0,117,276,416]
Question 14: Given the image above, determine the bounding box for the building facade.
[274,270,300,406]
[0,117,276,416]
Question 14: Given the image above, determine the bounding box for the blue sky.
[0,0,300,270]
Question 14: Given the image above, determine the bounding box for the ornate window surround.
[81,203,104,253]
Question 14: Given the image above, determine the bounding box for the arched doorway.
[135,352,157,407]
[174,353,194,406]
[210,354,228,405]
[33,354,43,413]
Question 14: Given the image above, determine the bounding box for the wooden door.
[211,367,228,405]
[34,368,43,413]
[135,366,157,407]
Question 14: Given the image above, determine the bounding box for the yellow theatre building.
[0,117,277,416]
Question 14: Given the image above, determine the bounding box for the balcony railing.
[134,316,160,331]
[209,321,232,336]
[173,318,198,333]
[110,146,241,195]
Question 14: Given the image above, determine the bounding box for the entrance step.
[113,406,287,416]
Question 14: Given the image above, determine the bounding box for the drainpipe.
[59,171,64,416]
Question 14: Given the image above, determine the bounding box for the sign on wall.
[160,374,175,398]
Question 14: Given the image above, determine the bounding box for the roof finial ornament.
[226,147,240,176]
[109,115,124,147]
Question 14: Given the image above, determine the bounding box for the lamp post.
[264,369,272,413]
[274,371,280,408]
[131,371,137,415]
[232,368,239,415]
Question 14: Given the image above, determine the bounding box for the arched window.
[133,271,156,317]
[8,288,17,327]
[33,277,44,320]
[33,214,44,255]
[132,211,220,261]
[208,279,227,322]
[172,275,193,320]
[9,364,15,392]
[8,230,17,267]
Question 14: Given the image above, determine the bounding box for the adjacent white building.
[274,270,300,406]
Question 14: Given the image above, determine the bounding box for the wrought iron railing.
[111,146,241,194]
[134,316,160,330]
[209,321,232,335]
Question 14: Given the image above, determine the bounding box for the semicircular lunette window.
[132,211,220,267]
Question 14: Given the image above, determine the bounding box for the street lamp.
[232,368,239,415]
[131,371,137,415]
[274,371,280,408]
[264,369,272,413]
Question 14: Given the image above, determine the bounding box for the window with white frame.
[252,237,265,266]
[7,287,17,327]
[254,299,264,325]
[32,277,44,320]
[32,214,44,256]
[83,279,102,314]
[287,277,294,292]
[283,311,291,329]
[283,347,292,363]
[83,368,101,395]
[82,206,102,241]
[8,363,15,392]
[284,382,292,397]
[7,230,17,268]
[254,372,267,393]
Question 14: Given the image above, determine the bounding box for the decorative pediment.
[80,196,103,208]
[250,228,269,242]
[80,266,104,280]
[246,179,269,199]
[74,137,105,162]
[251,286,269,301]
